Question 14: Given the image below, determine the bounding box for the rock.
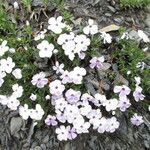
[32,0,44,7]
[105,13,112,17]
[31,146,42,150]
[43,135,49,143]
[144,13,150,28]
[10,117,22,135]
[40,144,46,150]
[99,24,120,32]
[114,17,124,24]
[129,30,140,42]
[107,6,116,13]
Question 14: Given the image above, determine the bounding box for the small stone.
[144,13,150,28]
[114,17,124,24]
[105,13,112,17]
[40,144,46,150]
[129,30,140,42]
[32,146,42,150]
[107,6,116,13]
[10,117,22,135]
[43,135,49,143]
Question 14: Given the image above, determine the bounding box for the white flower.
[138,30,149,43]
[12,68,22,79]
[79,101,92,116]
[97,117,107,133]
[60,70,72,84]
[0,95,8,105]
[31,72,48,88]
[0,77,4,87]
[55,125,68,141]
[134,76,141,86]
[100,32,112,44]
[49,80,65,96]
[13,1,19,9]
[0,40,9,56]
[30,104,44,120]
[48,16,66,34]
[105,98,118,112]
[83,19,98,35]
[114,85,131,97]
[34,29,47,41]
[19,104,30,120]
[45,95,50,100]
[73,118,90,134]
[30,93,37,101]
[37,40,54,58]
[121,32,130,40]
[7,96,20,110]
[52,61,64,74]
[0,57,15,73]
[0,69,6,78]
[70,67,86,84]
[12,84,23,98]
[94,93,107,106]
[55,98,68,112]
[105,117,120,133]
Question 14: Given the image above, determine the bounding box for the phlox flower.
[65,89,81,104]
[60,70,72,84]
[0,57,15,73]
[34,29,47,41]
[0,77,4,87]
[89,56,105,69]
[52,61,64,74]
[45,115,58,126]
[48,16,66,34]
[57,32,75,45]
[7,96,20,110]
[49,80,65,95]
[37,40,54,58]
[0,95,8,105]
[19,104,30,120]
[12,68,22,79]
[30,104,44,120]
[70,67,86,84]
[138,30,149,43]
[55,98,68,112]
[136,62,145,70]
[114,85,131,97]
[100,32,112,44]
[97,117,107,133]
[0,40,9,56]
[121,32,130,40]
[67,126,77,140]
[87,109,102,129]
[94,93,107,106]
[81,93,94,102]
[73,118,90,134]
[31,72,48,88]
[55,125,68,141]
[134,76,141,86]
[56,112,67,123]
[0,69,6,78]
[118,96,131,112]
[30,93,37,101]
[133,86,145,102]
[105,98,118,112]
[105,117,120,133]
[79,101,92,116]
[12,84,23,98]
[83,19,98,35]
[131,114,144,126]
[74,34,90,53]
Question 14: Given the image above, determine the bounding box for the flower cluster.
[0,15,149,141]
